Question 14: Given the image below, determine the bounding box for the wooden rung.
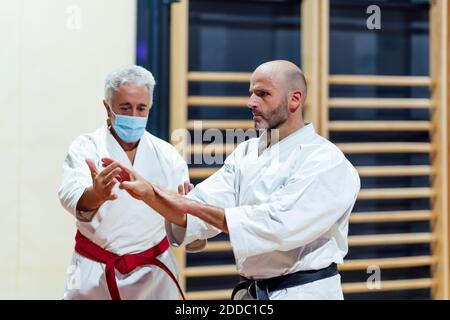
[186,120,254,130]
[337,142,433,154]
[202,232,435,253]
[329,98,432,109]
[204,241,231,252]
[189,98,432,109]
[350,210,434,223]
[190,144,236,155]
[329,75,431,87]
[340,255,436,271]
[342,278,434,294]
[184,256,436,278]
[189,165,433,181]
[190,167,219,179]
[187,289,232,300]
[187,73,431,86]
[190,165,433,179]
[329,121,431,131]
[356,165,433,177]
[190,143,433,156]
[348,233,435,246]
[188,72,251,83]
[188,96,248,107]
[358,188,434,200]
[185,265,237,277]
[186,278,434,299]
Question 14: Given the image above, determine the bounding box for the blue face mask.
[110,108,148,143]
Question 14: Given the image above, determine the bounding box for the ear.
[103,99,110,113]
[103,99,113,126]
[288,90,302,113]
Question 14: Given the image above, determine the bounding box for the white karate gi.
[59,123,189,300]
[167,123,360,300]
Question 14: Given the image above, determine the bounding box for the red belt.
[74,230,185,300]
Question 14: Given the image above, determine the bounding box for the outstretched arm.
[102,158,229,233]
[153,185,228,233]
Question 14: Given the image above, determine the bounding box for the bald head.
[253,60,307,102]
[248,60,308,131]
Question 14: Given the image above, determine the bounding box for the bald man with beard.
[104,60,361,300]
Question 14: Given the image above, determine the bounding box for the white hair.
[104,65,156,104]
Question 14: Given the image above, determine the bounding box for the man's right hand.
[178,182,194,196]
[100,157,156,201]
[76,159,123,213]
[86,159,122,202]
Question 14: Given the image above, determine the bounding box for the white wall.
[0,0,136,299]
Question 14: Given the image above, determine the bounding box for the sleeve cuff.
[59,182,89,218]
[165,219,187,246]
[72,182,98,221]
[75,208,98,222]
[185,239,207,252]
[225,207,251,260]
[164,216,208,252]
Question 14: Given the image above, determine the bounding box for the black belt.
[231,263,338,300]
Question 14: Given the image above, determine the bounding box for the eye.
[258,91,268,97]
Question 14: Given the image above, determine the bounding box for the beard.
[253,98,289,130]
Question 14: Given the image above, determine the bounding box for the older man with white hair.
[58,65,190,300]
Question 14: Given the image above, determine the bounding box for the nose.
[131,108,139,117]
[247,94,258,110]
